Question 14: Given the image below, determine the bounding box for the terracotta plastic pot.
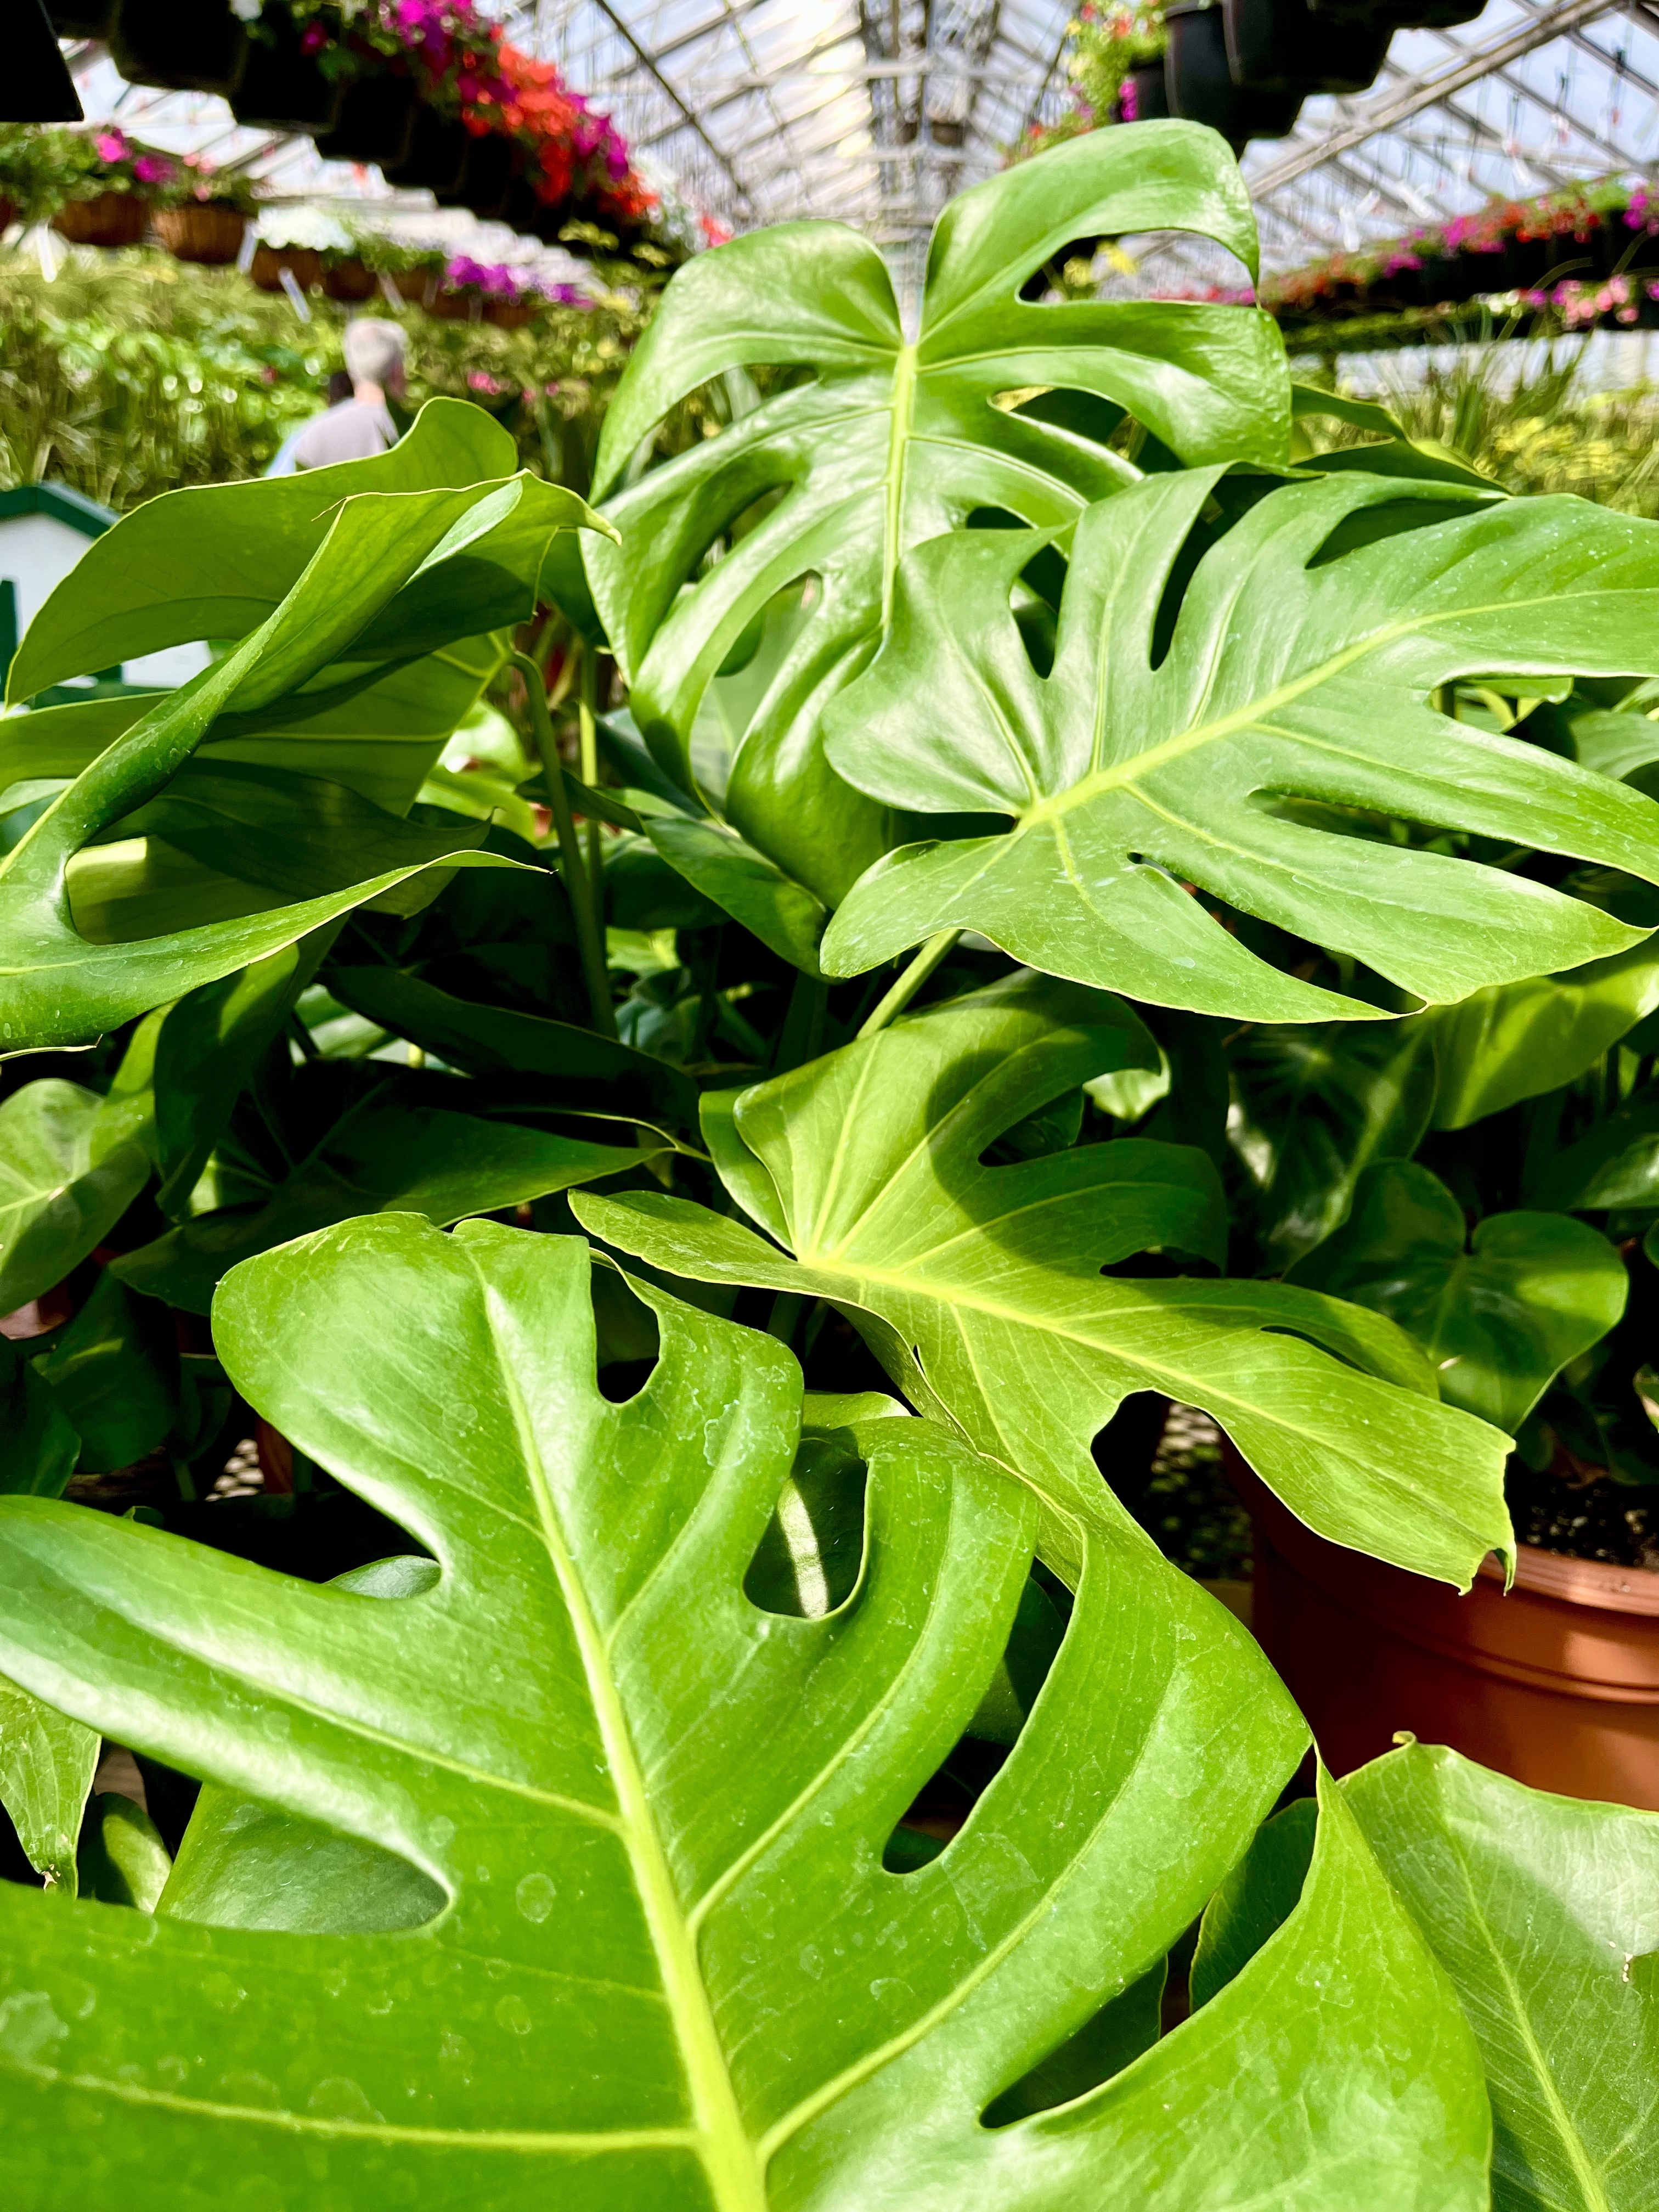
[391,267,440,306]
[482,295,539,330]
[153,201,246,266]
[249,243,324,294]
[53,192,151,248]
[1226,1443,1659,1811]
[322,255,377,302]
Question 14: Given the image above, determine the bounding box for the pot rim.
[1479,1542,1659,1617]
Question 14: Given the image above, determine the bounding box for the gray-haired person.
[275,319,408,474]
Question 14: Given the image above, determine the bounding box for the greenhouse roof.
[61,1,1659,286]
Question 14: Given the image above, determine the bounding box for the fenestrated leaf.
[325,964,699,1128]
[1293,1161,1629,1432]
[1347,1740,1659,2212]
[0,1676,98,1893]
[0,1215,1488,2204]
[1228,1015,1441,1267]
[1431,940,1659,1129]
[0,1078,151,1311]
[0,436,606,1051]
[820,470,1659,1020]
[585,125,1289,903]
[576,973,1515,1590]
[112,1087,673,1313]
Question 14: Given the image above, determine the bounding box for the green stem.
[856,929,960,1041]
[579,644,604,897]
[765,1291,805,1348]
[774,969,828,1073]
[511,650,617,1042]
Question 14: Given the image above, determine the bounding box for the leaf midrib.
[488,1287,767,2212]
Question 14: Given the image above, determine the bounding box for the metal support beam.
[1245,0,1621,200]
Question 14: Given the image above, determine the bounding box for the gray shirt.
[290,397,398,470]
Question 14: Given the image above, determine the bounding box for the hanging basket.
[482,296,539,331]
[426,288,478,323]
[381,109,470,196]
[249,243,325,294]
[153,202,247,266]
[323,256,377,302]
[391,268,440,307]
[53,193,151,249]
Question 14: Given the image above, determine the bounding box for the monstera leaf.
[582,123,1289,906]
[0,1215,1490,2204]
[1292,1162,1628,1432]
[1348,1742,1659,2212]
[0,430,605,1050]
[819,469,1659,1021]
[3,403,536,814]
[577,974,1513,1589]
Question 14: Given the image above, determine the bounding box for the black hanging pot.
[1165,2,1301,150]
[230,3,343,133]
[1118,61,1171,121]
[1410,251,1467,309]
[314,67,417,167]
[381,106,471,195]
[1223,0,1389,97]
[1316,1,1482,26]
[109,0,245,96]
[45,2,119,34]
[436,132,518,221]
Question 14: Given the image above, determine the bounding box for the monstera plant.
[0,120,1655,2207]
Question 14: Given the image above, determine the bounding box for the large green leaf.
[577,974,1513,1589]
[584,125,1289,903]
[325,964,700,1128]
[0,1215,1489,2203]
[1227,1015,1441,1267]
[1293,1162,1629,1432]
[1347,1741,1659,2212]
[820,470,1659,1020]
[0,1078,150,1310]
[1526,1079,1659,1211]
[0,1339,79,1499]
[1430,941,1659,1129]
[111,1087,674,1314]
[0,1677,98,1892]
[0,452,602,1049]
[36,1271,177,1474]
[6,400,516,706]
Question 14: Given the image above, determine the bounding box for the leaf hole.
[743,1430,868,1620]
[592,1266,661,1404]
[881,1569,1069,1874]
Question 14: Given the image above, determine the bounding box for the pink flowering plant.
[44,126,180,204]
[1011,1,1165,160]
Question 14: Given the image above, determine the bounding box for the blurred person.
[267,322,406,475]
